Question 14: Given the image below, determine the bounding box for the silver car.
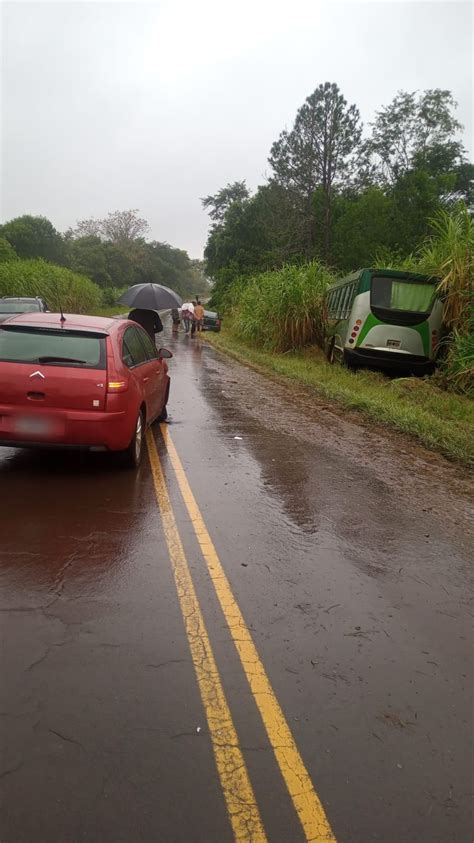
[0,297,50,324]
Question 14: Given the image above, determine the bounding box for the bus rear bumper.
[344,348,435,375]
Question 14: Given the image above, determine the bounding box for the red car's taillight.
[107,380,128,393]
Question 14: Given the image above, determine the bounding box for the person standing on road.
[128,308,163,342]
[171,308,181,332]
[194,300,204,333]
[181,301,195,335]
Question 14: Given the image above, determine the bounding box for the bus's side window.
[329,280,358,320]
[338,287,345,319]
[328,290,335,317]
[340,287,347,319]
[341,286,349,319]
[346,283,356,317]
[350,282,357,311]
[343,286,351,318]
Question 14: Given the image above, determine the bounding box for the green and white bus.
[325,268,443,374]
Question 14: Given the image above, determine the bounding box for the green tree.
[103,242,136,288]
[365,89,465,184]
[201,182,249,223]
[251,183,309,266]
[0,215,65,263]
[332,188,395,271]
[390,169,452,254]
[268,82,362,260]
[204,191,272,293]
[67,236,111,286]
[0,237,18,262]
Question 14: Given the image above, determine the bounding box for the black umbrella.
[118,283,182,310]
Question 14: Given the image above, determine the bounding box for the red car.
[0,313,172,467]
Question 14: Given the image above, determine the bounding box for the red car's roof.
[2,313,123,332]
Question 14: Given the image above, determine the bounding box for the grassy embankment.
[205,329,473,466]
[90,306,128,318]
[0,260,129,318]
[0,259,101,312]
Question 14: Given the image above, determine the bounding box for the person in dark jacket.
[128,309,163,342]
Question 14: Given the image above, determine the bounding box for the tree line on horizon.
[0,209,208,300]
[202,84,473,301]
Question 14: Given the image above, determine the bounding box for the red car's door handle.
[142,376,150,383]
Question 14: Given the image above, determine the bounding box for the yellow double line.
[147,426,336,843]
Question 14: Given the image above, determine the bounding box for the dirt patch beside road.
[205,340,473,550]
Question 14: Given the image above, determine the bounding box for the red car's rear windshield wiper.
[38,356,87,364]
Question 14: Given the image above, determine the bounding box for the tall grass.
[416,205,473,333]
[233,262,335,352]
[438,311,474,396]
[416,206,473,395]
[376,205,473,394]
[100,286,128,307]
[0,259,101,313]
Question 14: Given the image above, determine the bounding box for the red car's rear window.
[0,326,106,369]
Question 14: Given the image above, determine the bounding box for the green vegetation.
[203,85,472,298]
[0,209,209,301]
[0,237,19,263]
[232,262,333,352]
[205,331,474,466]
[0,259,101,313]
[375,206,473,394]
[90,306,129,318]
[202,79,473,402]
[204,200,472,460]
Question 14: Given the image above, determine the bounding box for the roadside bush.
[233,261,335,352]
[0,237,19,263]
[375,205,473,395]
[0,259,101,313]
[101,286,128,307]
[416,205,473,334]
[436,311,474,396]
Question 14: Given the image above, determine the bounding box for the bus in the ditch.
[325,268,443,374]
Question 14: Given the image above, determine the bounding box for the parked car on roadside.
[0,296,49,323]
[202,310,221,332]
[0,313,172,467]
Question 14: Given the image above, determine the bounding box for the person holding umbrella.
[117,283,183,343]
[181,300,195,335]
[128,308,163,341]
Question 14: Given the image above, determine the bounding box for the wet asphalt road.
[1,325,472,843]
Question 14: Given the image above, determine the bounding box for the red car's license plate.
[13,415,60,437]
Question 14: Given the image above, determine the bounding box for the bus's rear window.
[371,276,435,313]
[0,327,106,368]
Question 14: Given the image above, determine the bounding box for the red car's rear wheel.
[121,409,144,468]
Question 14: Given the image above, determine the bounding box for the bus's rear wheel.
[327,338,337,364]
[328,338,344,365]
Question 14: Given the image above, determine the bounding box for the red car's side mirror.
[158,348,173,359]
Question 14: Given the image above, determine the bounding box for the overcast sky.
[1,0,472,257]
